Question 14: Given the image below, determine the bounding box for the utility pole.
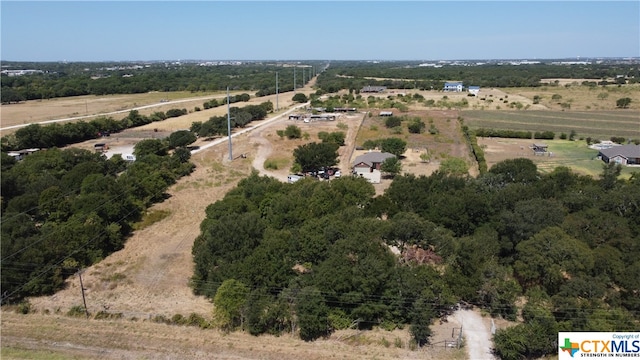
[78,269,89,319]
[293,67,296,94]
[227,87,232,160]
[276,71,279,111]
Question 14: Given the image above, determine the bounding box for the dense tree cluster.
[191,160,639,350]
[1,137,195,302]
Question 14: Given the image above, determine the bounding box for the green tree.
[514,227,594,295]
[409,297,435,347]
[407,118,426,134]
[296,286,330,341]
[600,161,622,190]
[292,93,308,103]
[293,142,339,173]
[380,156,401,177]
[213,279,250,331]
[384,116,402,128]
[133,139,168,158]
[616,97,631,108]
[284,125,302,139]
[379,137,407,157]
[439,157,469,177]
[489,158,539,184]
[167,130,197,149]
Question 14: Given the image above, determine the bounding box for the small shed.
[531,143,548,155]
[379,111,393,116]
[94,143,109,152]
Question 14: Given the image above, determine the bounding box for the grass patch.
[1,346,92,360]
[264,157,290,171]
[101,272,127,282]
[539,140,639,179]
[133,209,171,230]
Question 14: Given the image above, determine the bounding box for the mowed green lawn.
[461,110,640,140]
[535,140,638,179]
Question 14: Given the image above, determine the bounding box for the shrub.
[67,305,87,317]
[284,125,301,139]
[17,301,31,314]
[384,116,402,128]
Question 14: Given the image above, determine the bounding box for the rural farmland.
[461,109,640,140]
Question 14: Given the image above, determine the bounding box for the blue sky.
[1,1,638,61]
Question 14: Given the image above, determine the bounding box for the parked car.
[287,174,303,183]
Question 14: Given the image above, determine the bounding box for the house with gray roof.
[598,144,640,165]
[352,151,396,183]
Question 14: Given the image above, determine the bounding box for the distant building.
[379,111,393,116]
[467,86,480,95]
[7,148,40,161]
[443,82,464,92]
[361,86,387,93]
[334,107,357,112]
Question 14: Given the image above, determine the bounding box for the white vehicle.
[334,170,341,178]
[287,174,303,183]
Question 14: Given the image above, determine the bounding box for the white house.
[443,82,464,92]
[352,151,396,183]
[467,86,480,95]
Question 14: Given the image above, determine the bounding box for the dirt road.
[453,309,496,360]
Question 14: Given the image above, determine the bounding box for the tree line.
[1,61,324,104]
[313,61,639,93]
[190,160,639,352]
[3,60,636,105]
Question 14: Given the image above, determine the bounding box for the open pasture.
[0,91,224,130]
[461,110,640,140]
[502,83,640,111]
[478,138,639,179]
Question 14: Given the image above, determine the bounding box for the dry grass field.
[2,81,637,359]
